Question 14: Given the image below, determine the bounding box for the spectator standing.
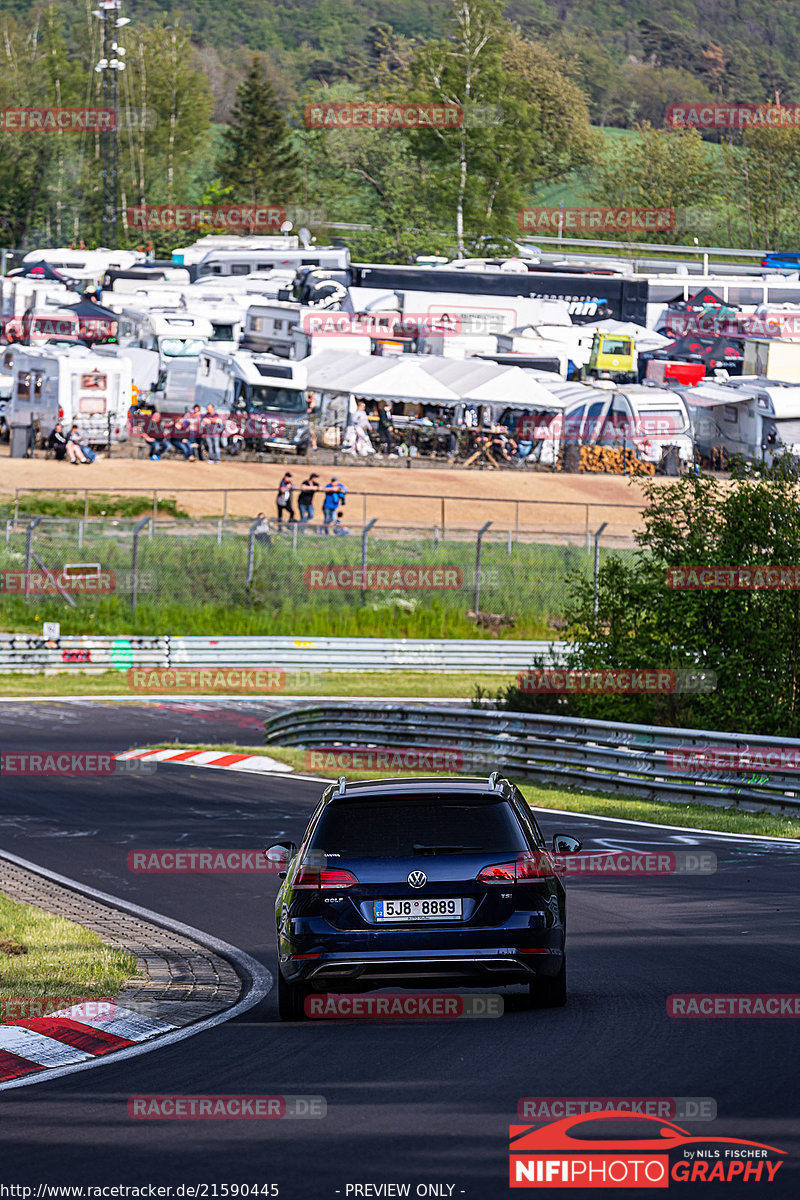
[203,404,223,464]
[48,422,68,461]
[254,511,272,546]
[143,411,170,460]
[322,477,347,531]
[377,401,394,454]
[298,472,319,523]
[276,472,295,523]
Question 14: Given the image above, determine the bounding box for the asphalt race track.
[0,699,798,1198]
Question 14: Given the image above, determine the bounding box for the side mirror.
[553,834,582,854]
[264,841,298,875]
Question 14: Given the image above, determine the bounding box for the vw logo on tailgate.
[407,870,427,889]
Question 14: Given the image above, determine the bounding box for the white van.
[4,344,132,451]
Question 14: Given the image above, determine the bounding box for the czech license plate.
[374,898,462,922]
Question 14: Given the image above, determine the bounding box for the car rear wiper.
[412,843,475,855]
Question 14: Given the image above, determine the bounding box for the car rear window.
[307,797,528,858]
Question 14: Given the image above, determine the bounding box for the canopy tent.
[9,261,74,283]
[347,358,461,402]
[65,297,119,321]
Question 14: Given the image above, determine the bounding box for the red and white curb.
[116,748,293,774]
[0,1004,176,1082]
[0,849,273,1091]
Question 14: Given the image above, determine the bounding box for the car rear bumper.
[282,946,564,989]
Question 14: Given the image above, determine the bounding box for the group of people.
[140,405,225,463]
[48,422,97,465]
[275,472,349,532]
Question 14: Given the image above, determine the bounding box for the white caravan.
[4,344,132,451]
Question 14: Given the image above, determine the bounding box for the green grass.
[0,529,605,637]
[0,670,516,699]
[144,742,800,840]
[4,495,188,520]
[0,892,137,1008]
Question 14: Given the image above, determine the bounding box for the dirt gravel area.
[0,451,666,541]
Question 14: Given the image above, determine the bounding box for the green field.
[0,519,615,638]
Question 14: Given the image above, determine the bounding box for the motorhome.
[240,302,302,356]
[6,308,81,345]
[171,234,301,268]
[531,381,693,468]
[18,248,145,284]
[117,308,213,366]
[194,348,310,453]
[195,245,350,278]
[676,379,779,466]
[0,276,80,326]
[4,344,132,454]
[714,375,800,460]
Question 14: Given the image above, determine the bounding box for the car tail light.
[294,865,359,889]
[477,852,554,883]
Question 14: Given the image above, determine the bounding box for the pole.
[593,521,608,616]
[474,520,492,613]
[361,517,377,601]
[23,516,42,599]
[131,514,150,612]
[246,517,261,589]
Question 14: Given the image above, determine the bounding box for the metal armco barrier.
[0,635,564,674]
[0,634,169,673]
[263,703,800,814]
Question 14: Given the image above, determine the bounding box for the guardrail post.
[474,520,492,612]
[78,519,84,551]
[593,522,608,616]
[361,518,378,599]
[23,516,42,599]
[246,516,262,590]
[131,514,152,613]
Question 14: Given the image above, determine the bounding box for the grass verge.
[144,742,800,840]
[0,891,137,1008]
[0,671,515,699]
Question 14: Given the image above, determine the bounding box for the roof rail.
[337,775,347,795]
[488,770,506,792]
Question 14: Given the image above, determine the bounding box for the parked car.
[268,772,582,1020]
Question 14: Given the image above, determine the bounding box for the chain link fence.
[0,513,639,636]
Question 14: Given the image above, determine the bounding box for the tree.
[407,4,593,252]
[585,124,722,244]
[501,466,800,736]
[217,56,300,206]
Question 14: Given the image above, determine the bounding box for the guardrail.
[0,635,564,674]
[263,702,800,814]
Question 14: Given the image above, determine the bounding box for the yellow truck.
[582,331,636,383]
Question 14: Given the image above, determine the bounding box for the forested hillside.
[1,0,794,121]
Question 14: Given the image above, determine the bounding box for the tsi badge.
[408,870,427,889]
[509,1112,785,1188]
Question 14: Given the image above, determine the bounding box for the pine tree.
[217,58,301,206]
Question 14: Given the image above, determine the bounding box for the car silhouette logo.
[408,870,427,889]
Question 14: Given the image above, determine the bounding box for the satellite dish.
[299,226,312,248]
[280,220,293,233]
